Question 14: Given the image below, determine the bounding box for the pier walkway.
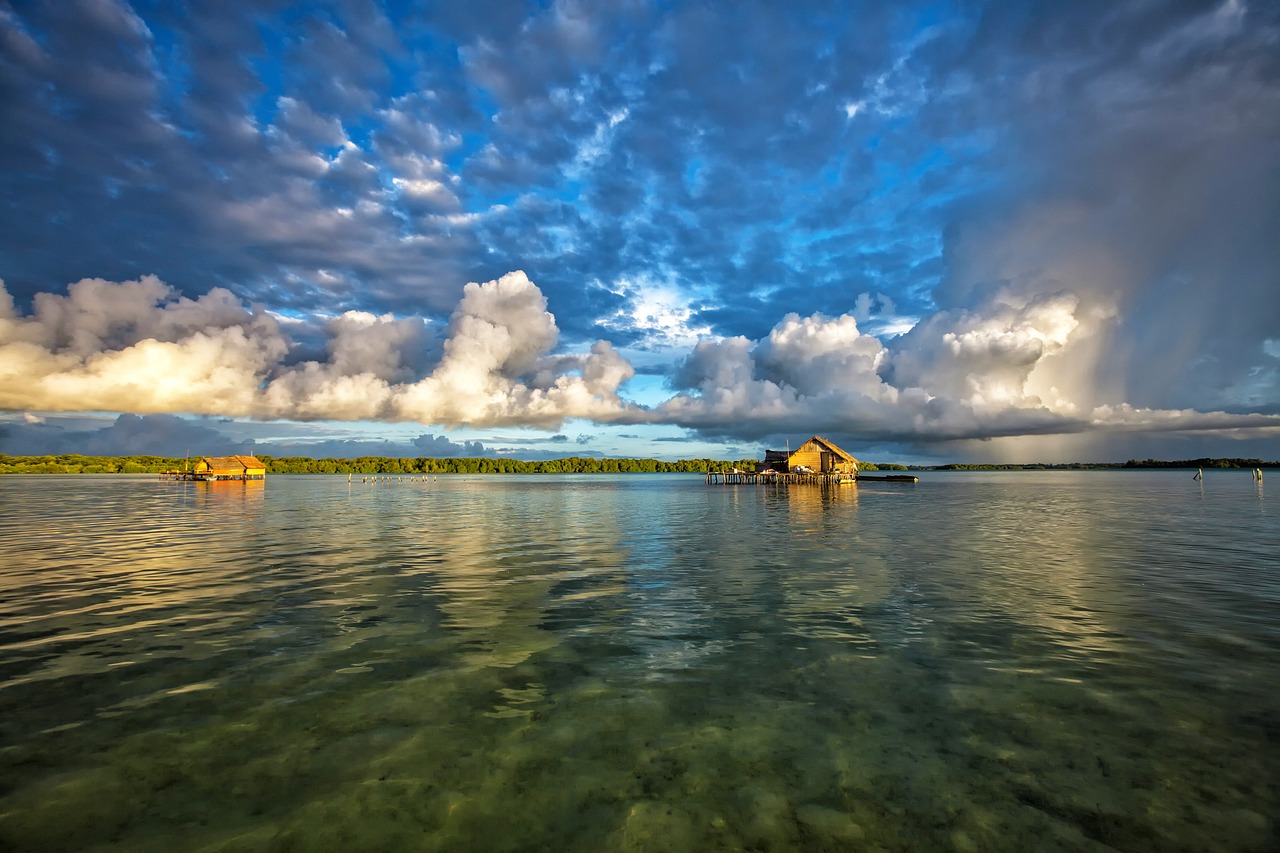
[705,471,918,485]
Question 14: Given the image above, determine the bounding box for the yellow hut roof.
[795,436,858,463]
[199,455,265,472]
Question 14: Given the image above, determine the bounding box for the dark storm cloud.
[411,433,486,457]
[0,413,247,457]
[914,0,1280,413]
[0,412,507,459]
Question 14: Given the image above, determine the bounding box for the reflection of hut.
[192,455,266,481]
[761,436,859,474]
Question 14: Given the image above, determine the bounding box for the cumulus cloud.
[0,271,642,430]
[755,312,891,400]
[2,271,1277,451]
[390,271,639,427]
[0,276,289,416]
[259,309,435,421]
[886,291,1081,411]
[658,288,1280,444]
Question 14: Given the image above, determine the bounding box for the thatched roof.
[200,455,265,471]
[797,436,858,462]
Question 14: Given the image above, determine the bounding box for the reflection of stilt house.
[191,455,267,481]
[761,436,859,474]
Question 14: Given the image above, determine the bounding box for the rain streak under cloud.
[1,0,1277,462]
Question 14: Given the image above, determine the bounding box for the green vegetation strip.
[0,455,762,475]
[0,455,1273,475]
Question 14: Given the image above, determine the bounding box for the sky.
[1,0,1278,464]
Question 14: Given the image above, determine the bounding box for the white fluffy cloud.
[2,273,1278,446]
[658,288,1280,443]
[391,271,639,426]
[660,311,895,438]
[887,291,1080,410]
[0,271,640,429]
[259,310,435,421]
[0,277,288,416]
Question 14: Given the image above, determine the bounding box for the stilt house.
[192,455,267,481]
[761,436,859,474]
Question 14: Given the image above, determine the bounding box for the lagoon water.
[0,471,1276,851]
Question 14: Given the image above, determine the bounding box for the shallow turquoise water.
[0,472,1275,851]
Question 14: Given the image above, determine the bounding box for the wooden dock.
[159,455,266,482]
[705,471,917,485]
[158,470,265,482]
[851,474,919,483]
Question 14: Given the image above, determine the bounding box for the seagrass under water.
[0,472,1275,851]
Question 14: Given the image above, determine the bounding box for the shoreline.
[1,453,1276,476]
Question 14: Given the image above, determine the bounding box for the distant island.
[0,454,1274,475]
[918,457,1276,471]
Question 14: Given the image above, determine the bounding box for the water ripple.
[0,472,1276,851]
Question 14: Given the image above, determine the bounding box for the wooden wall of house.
[789,439,826,472]
[788,439,856,473]
[788,448,825,471]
